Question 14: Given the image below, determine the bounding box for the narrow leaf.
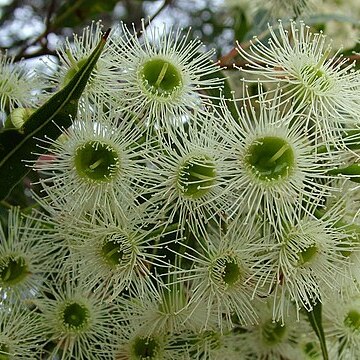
[233,10,250,43]
[306,301,329,360]
[341,129,360,150]
[328,163,360,183]
[0,29,110,200]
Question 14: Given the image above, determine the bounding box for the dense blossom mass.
[1,8,360,360]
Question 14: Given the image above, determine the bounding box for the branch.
[218,27,272,68]
[13,0,58,61]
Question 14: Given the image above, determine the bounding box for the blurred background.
[0,0,359,65]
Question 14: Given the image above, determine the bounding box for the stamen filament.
[155,62,169,87]
[89,158,104,170]
[269,144,289,163]
[107,247,120,258]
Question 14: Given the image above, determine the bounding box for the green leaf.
[0,29,110,201]
[306,301,329,360]
[233,9,250,43]
[341,129,360,150]
[328,163,360,183]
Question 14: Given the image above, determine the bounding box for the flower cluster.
[1,16,360,360]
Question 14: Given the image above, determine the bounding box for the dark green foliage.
[0,29,109,200]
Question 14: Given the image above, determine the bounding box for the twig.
[218,47,238,68]
[15,48,57,60]
[45,0,57,31]
[345,53,360,63]
[219,27,272,68]
[14,0,58,61]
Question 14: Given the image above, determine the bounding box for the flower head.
[56,203,172,300]
[238,298,309,360]
[218,89,340,225]
[38,272,119,360]
[172,218,269,330]
[43,21,117,106]
[147,112,233,235]
[34,102,155,218]
[0,301,43,359]
[266,207,354,321]
[263,0,317,18]
[324,293,360,360]
[114,320,184,360]
[0,53,42,113]
[119,270,209,336]
[180,328,247,360]
[237,20,360,142]
[0,207,53,301]
[108,20,222,133]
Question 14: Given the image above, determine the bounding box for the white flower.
[265,207,354,321]
[226,0,317,19]
[237,20,360,143]
[238,298,309,360]
[34,102,155,218]
[147,112,233,235]
[0,301,43,359]
[321,188,360,297]
[172,219,270,330]
[181,328,248,360]
[262,0,317,18]
[108,20,222,133]
[325,180,360,226]
[37,273,119,360]
[324,293,360,360]
[57,204,171,300]
[321,0,360,49]
[114,320,183,360]
[43,21,117,106]
[119,270,209,336]
[0,207,53,300]
[0,53,42,113]
[218,89,341,226]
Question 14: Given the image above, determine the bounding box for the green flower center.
[74,141,120,182]
[62,302,90,331]
[297,244,318,266]
[245,136,294,181]
[211,256,242,288]
[132,336,160,360]
[344,310,360,331]
[101,233,129,267]
[140,58,182,97]
[261,319,286,345]
[0,255,29,287]
[300,64,332,93]
[0,343,10,360]
[177,155,217,199]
